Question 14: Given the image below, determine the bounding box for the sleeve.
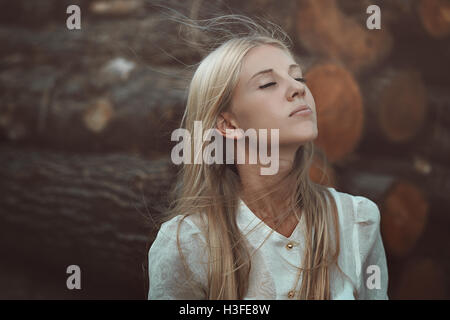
[147,215,209,300]
[353,196,389,300]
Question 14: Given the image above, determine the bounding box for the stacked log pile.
[0,0,449,299]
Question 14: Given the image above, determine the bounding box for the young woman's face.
[228,44,318,151]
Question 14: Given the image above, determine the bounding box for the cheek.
[235,97,279,130]
[248,105,284,130]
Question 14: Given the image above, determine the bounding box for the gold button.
[286,242,294,249]
[288,290,295,298]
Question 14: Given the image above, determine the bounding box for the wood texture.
[296,0,393,74]
[0,144,177,298]
[306,63,364,163]
[0,61,189,155]
[1,0,449,299]
[362,68,427,144]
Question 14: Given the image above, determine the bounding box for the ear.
[216,112,244,140]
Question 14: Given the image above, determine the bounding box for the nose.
[287,79,306,101]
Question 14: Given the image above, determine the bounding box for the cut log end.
[378,70,427,143]
[296,0,393,74]
[380,180,429,258]
[306,63,363,163]
[418,0,450,39]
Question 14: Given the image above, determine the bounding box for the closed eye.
[259,77,306,89]
[259,82,276,89]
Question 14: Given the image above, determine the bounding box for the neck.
[236,148,299,222]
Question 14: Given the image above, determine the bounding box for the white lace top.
[147,187,389,300]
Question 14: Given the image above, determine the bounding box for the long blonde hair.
[159,14,343,300]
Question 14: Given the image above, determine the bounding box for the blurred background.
[0,0,449,299]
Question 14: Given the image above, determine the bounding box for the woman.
[147,15,389,300]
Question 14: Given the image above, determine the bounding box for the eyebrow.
[248,64,302,84]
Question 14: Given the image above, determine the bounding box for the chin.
[280,136,315,147]
[294,129,318,142]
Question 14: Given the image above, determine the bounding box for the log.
[417,0,450,39]
[380,180,429,259]
[337,0,417,35]
[356,116,450,169]
[336,153,450,289]
[334,156,440,258]
[335,153,450,211]
[0,17,204,67]
[0,0,88,27]
[0,0,301,67]
[296,0,393,75]
[414,121,450,167]
[393,257,448,299]
[345,174,429,259]
[305,63,364,163]
[223,0,299,44]
[361,68,427,144]
[0,62,189,156]
[0,256,89,299]
[337,0,450,85]
[293,54,321,74]
[90,0,145,16]
[426,86,450,128]
[337,0,450,41]
[334,166,395,203]
[0,144,177,298]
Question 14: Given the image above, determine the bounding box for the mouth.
[289,105,311,117]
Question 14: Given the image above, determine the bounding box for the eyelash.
[259,78,306,89]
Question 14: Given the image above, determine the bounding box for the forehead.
[240,44,296,78]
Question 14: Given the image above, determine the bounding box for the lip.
[289,105,311,117]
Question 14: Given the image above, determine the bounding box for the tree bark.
[0,144,177,298]
[0,62,189,156]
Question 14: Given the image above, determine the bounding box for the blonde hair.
[158,13,344,300]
